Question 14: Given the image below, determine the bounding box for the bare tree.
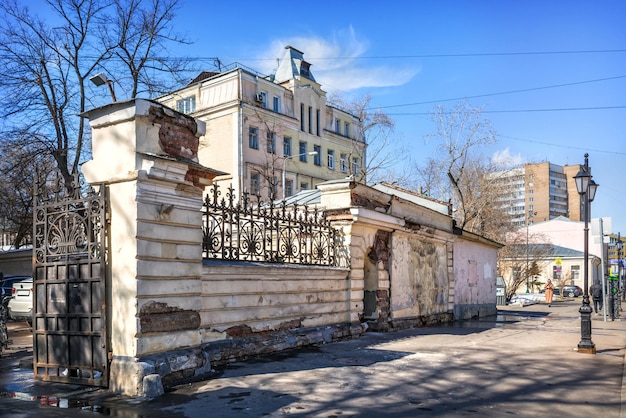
[243,108,285,201]
[0,0,194,241]
[498,230,554,300]
[0,142,57,249]
[106,0,195,98]
[328,93,406,184]
[0,0,194,194]
[410,101,513,239]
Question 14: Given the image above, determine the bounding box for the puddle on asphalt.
[1,390,111,413]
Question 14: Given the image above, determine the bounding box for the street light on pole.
[573,153,599,354]
[282,151,317,200]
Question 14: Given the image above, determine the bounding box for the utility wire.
[373,75,626,110]
[218,49,626,61]
[498,134,626,156]
[388,105,626,116]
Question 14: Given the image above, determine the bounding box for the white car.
[8,277,33,322]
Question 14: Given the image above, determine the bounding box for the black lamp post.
[573,153,598,354]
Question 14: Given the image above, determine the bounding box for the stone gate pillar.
[82,99,223,396]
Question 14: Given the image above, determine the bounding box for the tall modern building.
[494,162,585,227]
[158,46,365,200]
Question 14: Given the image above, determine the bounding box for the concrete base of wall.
[454,303,497,320]
[203,322,364,369]
[115,322,364,396]
[368,312,454,331]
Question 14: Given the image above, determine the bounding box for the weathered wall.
[390,232,451,319]
[192,261,359,368]
[199,261,352,333]
[453,236,499,319]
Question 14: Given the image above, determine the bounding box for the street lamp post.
[573,153,599,354]
[282,151,317,200]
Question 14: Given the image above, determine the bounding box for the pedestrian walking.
[590,281,603,314]
[544,279,555,307]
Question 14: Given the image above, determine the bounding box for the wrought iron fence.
[202,184,344,266]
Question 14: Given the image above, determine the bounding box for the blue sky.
[173,0,625,234]
[31,0,626,235]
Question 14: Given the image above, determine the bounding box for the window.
[300,104,305,131]
[308,106,313,133]
[340,153,348,173]
[327,150,335,169]
[273,96,280,112]
[344,122,350,137]
[352,157,360,176]
[285,179,294,198]
[300,62,311,78]
[335,119,341,133]
[299,141,308,162]
[176,96,196,114]
[300,182,309,190]
[266,132,276,154]
[283,137,292,157]
[248,127,259,149]
[313,145,321,166]
[316,109,320,136]
[250,173,260,195]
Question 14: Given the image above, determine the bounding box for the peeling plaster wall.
[390,232,450,319]
[453,238,498,319]
[199,262,352,334]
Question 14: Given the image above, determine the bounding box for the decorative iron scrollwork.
[33,173,106,264]
[202,183,344,267]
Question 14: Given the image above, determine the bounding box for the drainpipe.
[238,69,244,195]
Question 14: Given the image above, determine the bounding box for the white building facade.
[158,46,366,200]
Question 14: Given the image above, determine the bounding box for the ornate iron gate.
[32,175,109,387]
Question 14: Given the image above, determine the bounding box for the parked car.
[1,275,31,299]
[539,285,582,297]
[539,287,561,296]
[562,285,583,297]
[8,277,33,322]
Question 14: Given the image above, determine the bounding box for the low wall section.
[195,261,359,367]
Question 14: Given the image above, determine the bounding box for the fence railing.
[202,184,344,267]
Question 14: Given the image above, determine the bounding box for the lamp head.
[89,72,109,87]
[574,166,591,195]
[587,179,598,202]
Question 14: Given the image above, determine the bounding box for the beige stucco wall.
[391,232,451,318]
[199,263,351,339]
[453,237,498,319]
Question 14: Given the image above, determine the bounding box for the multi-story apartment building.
[158,46,365,200]
[493,162,585,227]
[606,233,626,274]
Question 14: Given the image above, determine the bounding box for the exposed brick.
[148,105,199,160]
[139,301,200,333]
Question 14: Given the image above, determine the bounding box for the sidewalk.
[1,298,625,417]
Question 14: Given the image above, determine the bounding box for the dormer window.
[300,61,311,78]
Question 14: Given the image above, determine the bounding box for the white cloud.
[492,148,525,168]
[254,26,419,92]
